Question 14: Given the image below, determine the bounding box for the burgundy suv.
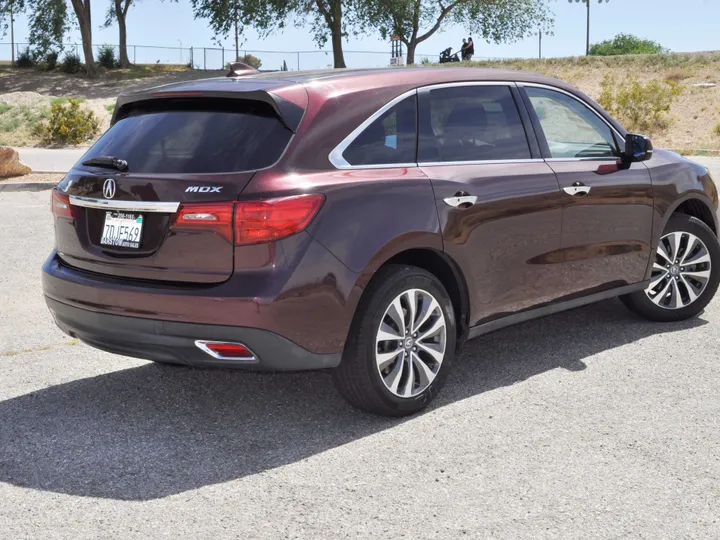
[43,67,720,416]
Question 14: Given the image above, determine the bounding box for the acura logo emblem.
[103,178,116,199]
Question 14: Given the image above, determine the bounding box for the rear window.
[82,99,292,174]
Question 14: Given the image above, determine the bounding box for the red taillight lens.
[51,190,78,219]
[234,194,324,246]
[171,202,234,243]
[196,341,256,360]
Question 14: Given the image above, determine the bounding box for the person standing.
[465,36,475,62]
[461,38,468,61]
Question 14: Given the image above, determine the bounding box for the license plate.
[100,211,143,249]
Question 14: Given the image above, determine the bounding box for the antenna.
[226,61,259,77]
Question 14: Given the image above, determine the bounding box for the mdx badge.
[186,186,223,193]
[102,178,116,199]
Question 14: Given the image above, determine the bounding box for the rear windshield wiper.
[81,156,129,172]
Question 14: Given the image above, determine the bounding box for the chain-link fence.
[0,42,446,70]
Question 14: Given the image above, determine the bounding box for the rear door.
[520,85,654,296]
[418,83,566,325]
[55,98,293,283]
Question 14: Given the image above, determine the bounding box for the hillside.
[0,53,719,152]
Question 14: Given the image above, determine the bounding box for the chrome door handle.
[563,185,591,197]
[443,195,478,207]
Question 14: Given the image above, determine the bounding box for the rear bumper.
[46,297,341,370]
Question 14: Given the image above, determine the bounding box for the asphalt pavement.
[2,192,720,539]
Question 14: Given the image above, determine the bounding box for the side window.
[418,85,531,163]
[525,87,619,159]
[343,95,417,166]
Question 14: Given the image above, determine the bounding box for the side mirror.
[624,133,653,162]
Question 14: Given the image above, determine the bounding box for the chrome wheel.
[375,288,447,398]
[645,231,712,309]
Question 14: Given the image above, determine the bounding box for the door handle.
[443,193,478,208]
[563,182,591,197]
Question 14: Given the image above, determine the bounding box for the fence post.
[134,45,136,65]
[297,52,300,71]
[203,48,206,70]
[75,43,79,56]
[222,48,225,69]
[190,47,193,69]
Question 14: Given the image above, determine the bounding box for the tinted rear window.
[82,99,292,174]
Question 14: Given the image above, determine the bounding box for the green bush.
[33,98,100,145]
[98,45,117,69]
[16,47,34,68]
[43,51,59,71]
[598,74,682,133]
[238,54,262,69]
[590,34,667,56]
[61,52,84,74]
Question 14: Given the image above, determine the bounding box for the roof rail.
[227,61,259,77]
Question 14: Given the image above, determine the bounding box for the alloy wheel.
[645,231,712,309]
[375,288,447,398]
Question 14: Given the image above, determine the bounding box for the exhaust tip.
[195,340,257,361]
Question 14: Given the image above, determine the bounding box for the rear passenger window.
[419,85,531,163]
[343,95,417,166]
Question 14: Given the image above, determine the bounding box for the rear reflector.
[171,194,324,246]
[195,340,257,361]
[235,194,324,245]
[51,190,78,220]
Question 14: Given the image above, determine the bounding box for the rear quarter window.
[83,99,292,174]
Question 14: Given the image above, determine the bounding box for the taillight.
[171,202,234,243]
[169,194,324,245]
[51,190,78,219]
[234,194,324,246]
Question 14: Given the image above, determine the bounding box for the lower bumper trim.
[45,297,341,371]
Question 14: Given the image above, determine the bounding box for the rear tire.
[332,265,457,417]
[621,214,720,322]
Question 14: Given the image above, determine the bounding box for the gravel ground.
[1,192,720,539]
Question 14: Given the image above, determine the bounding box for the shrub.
[98,45,117,69]
[33,98,100,145]
[43,51,59,71]
[16,47,34,68]
[589,34,667,56]
[61,52,84,74]
[713,123,720,138]
[420,57,431,65]
[598,74,682,134]
[664,67,692,83]
[237,53,262,69]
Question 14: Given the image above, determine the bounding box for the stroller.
[439,47,461,64]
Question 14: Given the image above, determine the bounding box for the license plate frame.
[100,211,144,249]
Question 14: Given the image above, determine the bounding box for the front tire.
[621,214,720,322]
[332,265,457,417]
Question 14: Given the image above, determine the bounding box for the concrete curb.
[0,181,57,193]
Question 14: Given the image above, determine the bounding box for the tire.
[621,214,720,322]
[332,265,457,417]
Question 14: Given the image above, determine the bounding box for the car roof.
[126,66,579,97]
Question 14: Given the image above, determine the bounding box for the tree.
[589,34,667,56]
[104,0,134,68]
[69,0,96,76]
[362,0,554,65]
[569,0,609,56]
[27,0,67,62]
[0,0,27,65]
[281,59,288,71]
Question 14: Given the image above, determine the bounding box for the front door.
[418,83,566,326]
[521,85,654,297]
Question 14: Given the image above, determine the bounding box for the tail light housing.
[234,194,324,246]
[170,194,324,246]
[51,191,79,220]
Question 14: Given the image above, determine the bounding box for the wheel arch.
[672,196,718,235]
[358,247,471,348]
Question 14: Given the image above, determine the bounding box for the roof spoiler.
[113,89,305,132]
[227,61,259,77]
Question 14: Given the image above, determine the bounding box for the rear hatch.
[53,94,296,283]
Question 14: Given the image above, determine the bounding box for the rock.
[0,146,32,178]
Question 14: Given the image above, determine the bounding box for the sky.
[2,0,720,70]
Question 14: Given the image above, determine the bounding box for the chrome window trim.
[544,157,620,163]
[519,82,625,141]
[69,195,180,213]
[328,88,418,169]
[418,158,545,167]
